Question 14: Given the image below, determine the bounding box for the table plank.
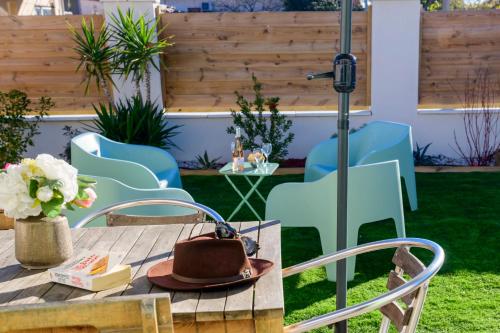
[122,223,184,296]
[93,225,164,299]
[65,226,146,301]
[169,223,204,324]
[0,228,90,306]
[196,222,228,323]
[224,221,260,321]
[7,228,105,306]
[40,227,127,303]
[253,220,283,333]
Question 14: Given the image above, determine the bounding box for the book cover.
[49,250,131,291]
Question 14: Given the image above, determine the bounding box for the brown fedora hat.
[147,233,274,291]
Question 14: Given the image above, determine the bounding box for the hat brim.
[147,258,274,291]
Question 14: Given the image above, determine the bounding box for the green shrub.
[91,96,181,150]
[0,90,52,165]
[196,150,222,169]
[227,75,294,162]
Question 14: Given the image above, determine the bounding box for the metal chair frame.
[282,238,445,333]
[73,199,225,229]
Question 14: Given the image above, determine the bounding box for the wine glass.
[262,143,272,166]
[253,148,265,170]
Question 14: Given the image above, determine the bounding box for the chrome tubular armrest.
[282,238,445,333]
[73,199,225,229]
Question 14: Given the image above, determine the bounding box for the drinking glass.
[253,149,265,170]
[262,143,272,166]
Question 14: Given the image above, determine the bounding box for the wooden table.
[0,220,283,333]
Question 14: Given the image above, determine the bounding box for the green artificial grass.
[183,172,500,332]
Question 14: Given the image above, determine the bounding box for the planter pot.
[495,150,500,166]
[15,216,73,269]
[0,210,15,230]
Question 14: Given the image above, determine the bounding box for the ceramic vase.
[15,215,73,269]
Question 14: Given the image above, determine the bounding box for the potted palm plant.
[0,155,97,269]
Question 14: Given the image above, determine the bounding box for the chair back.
[350,121,411,164]
[106,212,205,226]
[0,294,173,333]
[282,238,444,333]
[379,247,429,332]
[65,176,198,227]
[72,132,103,157]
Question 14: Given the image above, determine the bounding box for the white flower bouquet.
[0,154,97,220]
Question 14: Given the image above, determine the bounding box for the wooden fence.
[419,10,500,108]
[0,15,106,114]
[159,11,370,112]
[2,10,500,114]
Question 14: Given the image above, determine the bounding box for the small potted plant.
[0,154,97,269]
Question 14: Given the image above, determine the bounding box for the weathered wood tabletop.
[0,220,283,333]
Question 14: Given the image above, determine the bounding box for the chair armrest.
[282,238,445,333]
[71,152,160,189]
[305,138,339,171]
[104,142,179,174]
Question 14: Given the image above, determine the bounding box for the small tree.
[69,18,115,105]
[227,75,294,162]
[451,68,500,166]
[0,90,53,166]
[111,8,173,103]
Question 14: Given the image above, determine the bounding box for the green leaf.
[46,179,63,190]
[77,175,97,184]
[76,188,89,200]
[40,193,64,218]
[65,202,75,211]
[29,179,39,199]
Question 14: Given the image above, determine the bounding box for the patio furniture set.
[0,120,445,332]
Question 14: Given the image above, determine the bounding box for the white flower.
[0,165,42,219]
[36,186,53,202]
[34,154,78,202]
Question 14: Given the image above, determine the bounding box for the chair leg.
[393,212,406,238]
[319,227,358,282]
[403,175,418,211]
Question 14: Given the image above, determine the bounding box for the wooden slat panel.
[0,228,89,306]
[419,10,500,107]
[65,226,146,301]
[161,12,369,111]
[224,221,259,321]
[0,15,107,114]
[380,301,406,332]
[253,220,283,332]
[386,270,416,306]
[392,247,425,278]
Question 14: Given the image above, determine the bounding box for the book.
[49,250,132,292]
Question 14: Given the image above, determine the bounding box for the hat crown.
[172,233,252,282]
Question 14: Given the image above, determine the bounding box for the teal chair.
[65,175,195,227]
[305,121,418,210]
[265,160,406,282]
[71,132,182,189]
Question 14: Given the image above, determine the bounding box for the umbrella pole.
[335,1,354,332]
[306,1,356,331]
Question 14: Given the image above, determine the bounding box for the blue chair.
[71,132,182,189]
[65,175,197,227]
[266,160,406,282]
[305,121,418,210]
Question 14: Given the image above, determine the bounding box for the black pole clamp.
[307,53,357,94]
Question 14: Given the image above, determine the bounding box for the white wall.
[25,0,478,163]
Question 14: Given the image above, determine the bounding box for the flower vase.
[15,216,73,269]
[0,210,15,230]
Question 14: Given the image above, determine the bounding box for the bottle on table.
[232,127,245,172]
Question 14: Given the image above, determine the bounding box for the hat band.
[172,267,253,285]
